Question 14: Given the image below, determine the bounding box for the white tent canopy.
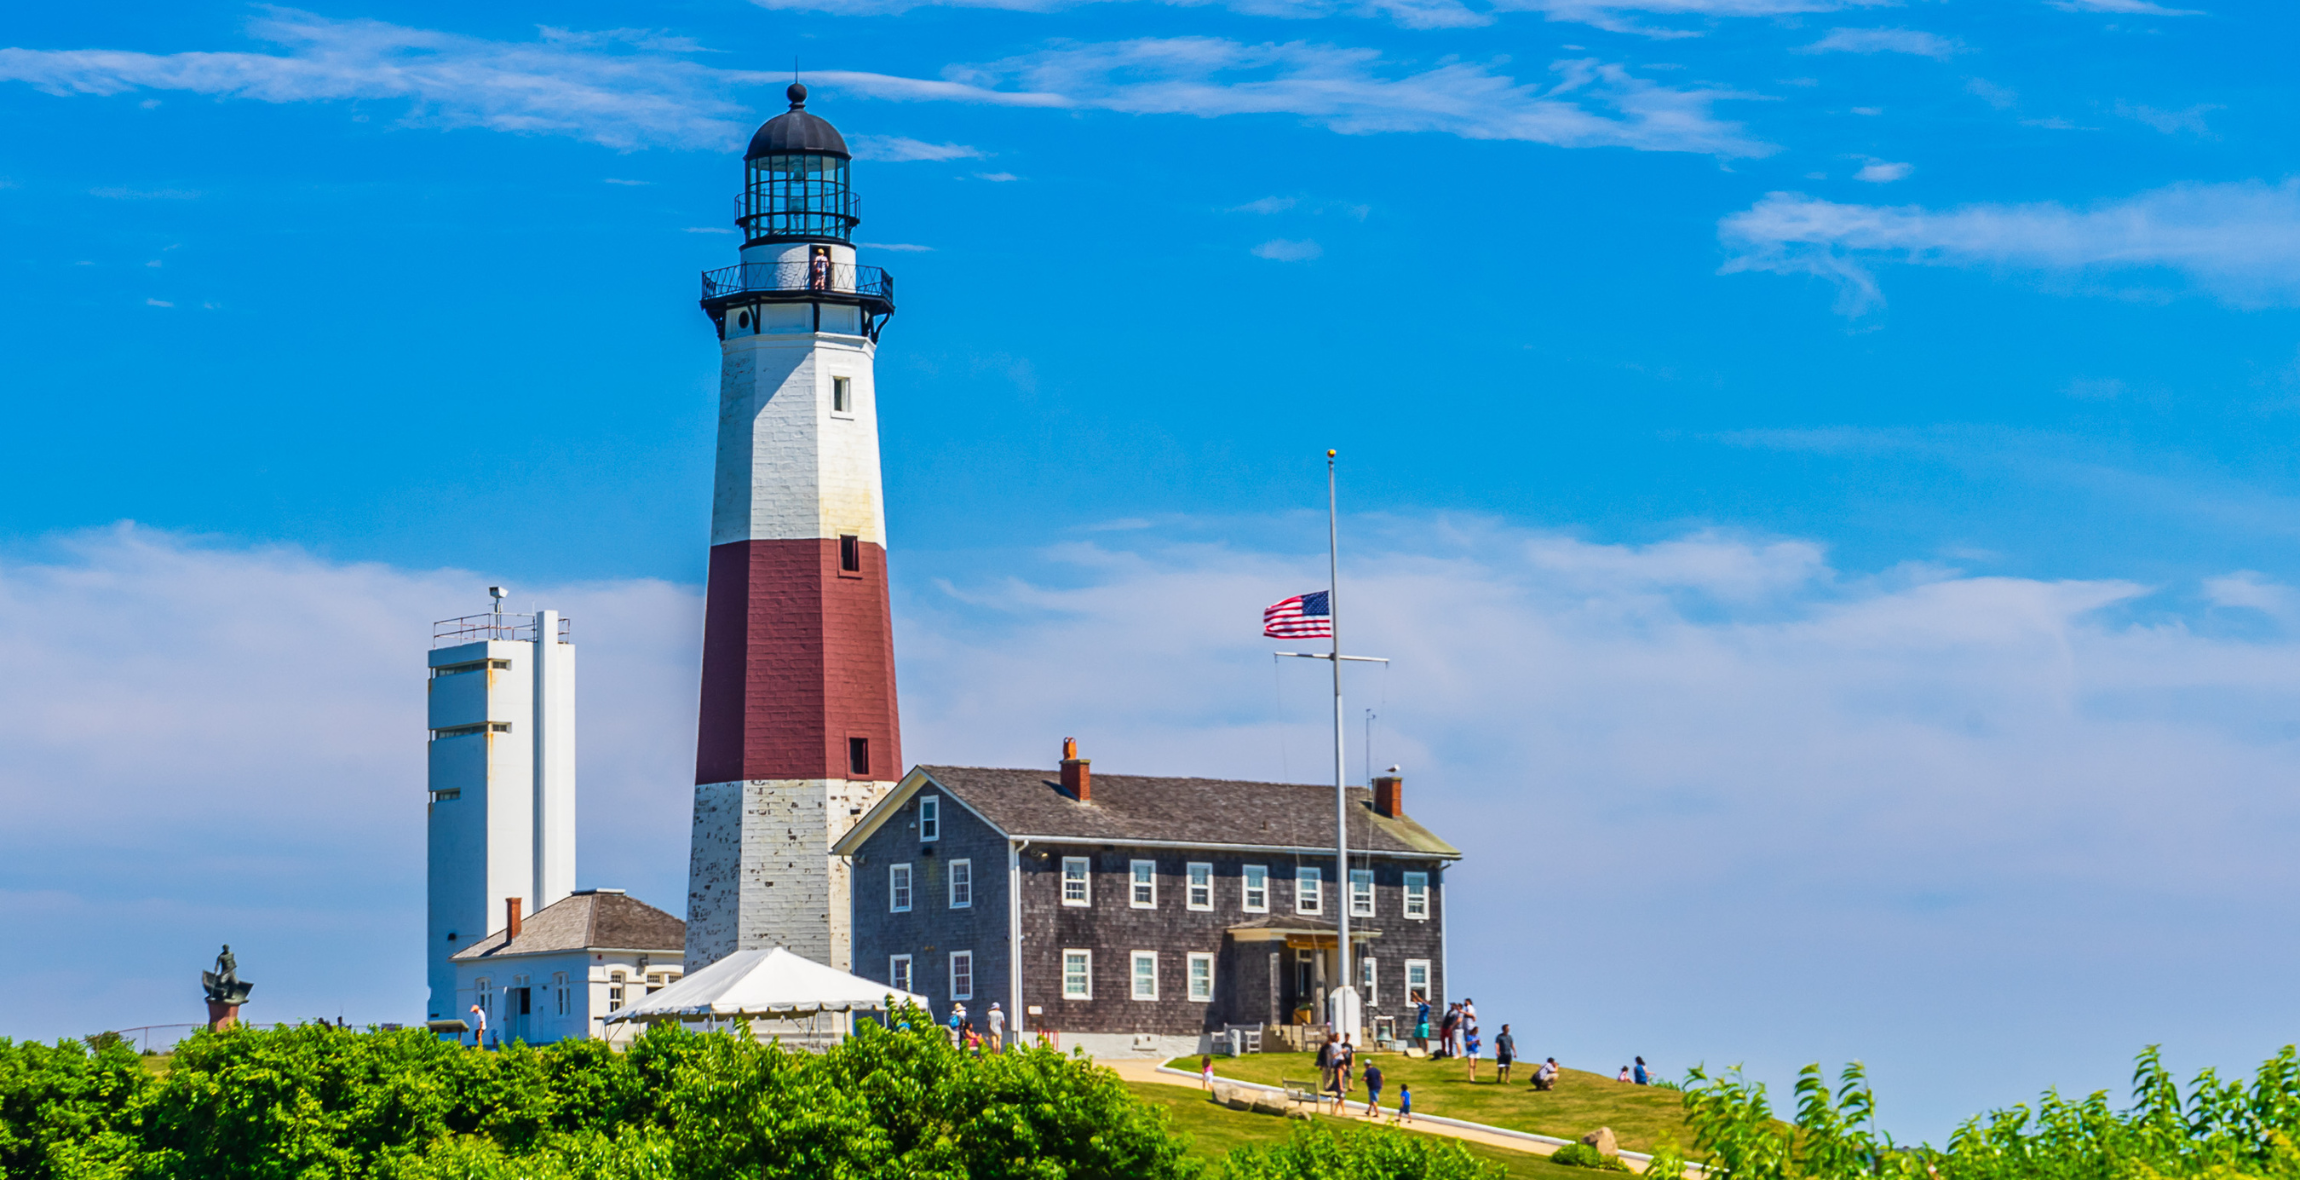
[603,946,928,1024]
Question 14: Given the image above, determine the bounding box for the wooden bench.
[1279,1078,1327,1111]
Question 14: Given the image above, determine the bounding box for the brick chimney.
[1059,737,1091,803]
[504,896,523,942]
[1372,773,1403,819]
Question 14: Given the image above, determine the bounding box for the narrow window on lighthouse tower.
[839,534,862,573]
[833,375,853,414]
[849,736,871,777]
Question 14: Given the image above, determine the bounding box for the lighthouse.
[683,84,902,974]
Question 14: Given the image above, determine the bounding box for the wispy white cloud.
[1965,78,2017,109]
[1718,180,2300,314]
[748,0,1489,32]
[848,134,985,161]
[822,40,1773,157]
[1232,195,1301,214]
[2114,101,2219,136]
[860,241,935,251]
[2047,0,2201,14]
[974,170,1021,181]
[1799,27,1961,59]
[89,186,200,199]
[1489,0,1893,39]
[1854,159,1911,182]
[1252,237,1323,260]
[0,9,776,150]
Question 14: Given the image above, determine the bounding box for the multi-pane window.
[950,951,973,1001]
[1061,857,1091,905]
[476,978,493,1017]
[1295,867,1323,914]
[949,858,972,908]
[606,972,623,1010]
[1358,957,1378,1006]
[1406,959,1431,1004]
[1130,859,1157,908]
[1186,862,1213,910]
[1063,950,1092,999]
[1243,865,1269,912]
[918,796,940,841]
[890,863,913,912]
[554,972,570,1016]
[1403,872,1430,919]
[1131,951,1158,1001]
[1350,869,1375,917]
[1188,952,1215,1002]
[890,954,913,995]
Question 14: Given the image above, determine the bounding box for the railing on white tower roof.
[432,613,572,648]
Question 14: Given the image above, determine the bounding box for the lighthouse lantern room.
[685,84,904,975]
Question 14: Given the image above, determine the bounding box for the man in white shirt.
[987,1003,1005,1051]
[468,1002,488,1050]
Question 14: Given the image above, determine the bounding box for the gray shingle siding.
[849,791,1011,1021]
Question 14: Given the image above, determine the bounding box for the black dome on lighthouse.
[746,83,849,159]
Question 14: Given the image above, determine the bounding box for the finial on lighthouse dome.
[788,81,807,108]
[746,84,850,160]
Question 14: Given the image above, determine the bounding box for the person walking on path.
[1494,1024,1517,1083]
[1337,1039,1357,1112]
[1201,1055,1216,1090]
[1364,1060,1385,1119]
[1318,1033,1340,1095]
[988,1003,1005,1052]
[1634,1056,1650,1086]
[1398,1084,1414,1125]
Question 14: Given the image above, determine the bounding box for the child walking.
[1201,1055,1215,1090]
[1398,1084,1414,1125]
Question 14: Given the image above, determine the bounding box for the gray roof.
[747,85,850,158]
[836,766,1459,859]
[451,890,684,963]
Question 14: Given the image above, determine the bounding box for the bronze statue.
[202,944,253,1005]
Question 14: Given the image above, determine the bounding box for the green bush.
[1217,1122,1504,1180]
[1549,1142,1631,1170]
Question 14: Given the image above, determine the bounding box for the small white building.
[425,599,576,1022]
[450,888,686,1045]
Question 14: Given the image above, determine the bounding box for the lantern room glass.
[742,152,856,242]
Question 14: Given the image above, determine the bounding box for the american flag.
[1263,591,1333,639]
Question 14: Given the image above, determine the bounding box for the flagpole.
[1327,448,1353,1043]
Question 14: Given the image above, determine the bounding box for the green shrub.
[1218,1122,1504,1180]
[1550,1141,1632,1170]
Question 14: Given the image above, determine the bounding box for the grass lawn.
[139,1054,172,1078]
[1124,1081,1602,1180]
[1168,1053,1693,1154]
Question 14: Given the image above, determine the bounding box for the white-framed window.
[1403,871,1430,920]
[1188,952,1216,1002]
[890,863,913,912]
[948,858,972,908]
[1295,867,1323,914]
[1063,950,1092,999]
[1130,859,1157,908]
[1350,868,1375,917]
[950,951,974,1000]
[476,978,493,1017]
[1131,951,1158,1001]
[918,796,940,842]
[1243,865,1269,913]
[832,375,854,414]
[890,954,913,994]
[1187,862,1213,910]
[1406,959,1431,1004]
[1358,957,1378,1006]
[554,971,570,1016]
[1061,857,1091,906]
[606,971,623,1010]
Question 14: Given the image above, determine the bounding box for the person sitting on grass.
[1618,1065,1632,1082]
[1495,1024,1517,1082]
[1635,1056,1651,1086]
[1364,1060,1384,1119]
[1398,1084,1414,1125]
[1535,1057,1559,1091]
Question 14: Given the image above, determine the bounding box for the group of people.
[942,1001,1006,1052]
[1306,1033,1413,1123]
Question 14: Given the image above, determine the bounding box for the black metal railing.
[700,262,894,306]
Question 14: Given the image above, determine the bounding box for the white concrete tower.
[425,598,576,1021]
[684,83,902,974]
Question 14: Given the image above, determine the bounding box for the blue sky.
[7,0,2300,1144]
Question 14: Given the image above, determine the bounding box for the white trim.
[1295,866,1323,915]
[1130,859,1158,909]
[1061,857,1091,906]
[1186,861,1213,911]
[890,863,913,912]
[1350,868,1375,917]
[1358,955,1378,1006]
[890,954,913,994]
[1187,951,1215,1002]
[1130,950,1159,1001]
[1242,864,1269,913]
[1062,949,1092,999]
[1012,834,1459,861]
[1406,958,1431,1004]
[918,795,941,842]
[949,950,974,1001]
[1403,871,1429,920]
[949,858,972,908]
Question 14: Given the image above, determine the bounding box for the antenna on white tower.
[488,585,508,629]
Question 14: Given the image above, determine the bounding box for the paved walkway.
[1099,1057,1628,1167]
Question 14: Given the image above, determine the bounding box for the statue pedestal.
[206,1000,242,1031]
